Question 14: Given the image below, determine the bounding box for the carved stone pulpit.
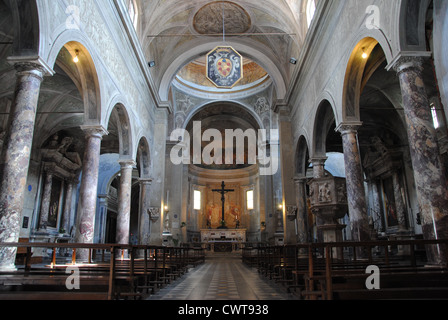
[308,176,348,246]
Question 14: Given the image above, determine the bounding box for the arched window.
[246,190,254,210]
[194,190,201,210]
[306,0,316,27]
[126,0,138,29]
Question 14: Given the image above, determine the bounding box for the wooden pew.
[249,239,448,300]
[0,242,198,300]
[302,240,448,300]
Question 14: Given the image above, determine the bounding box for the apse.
[183,102,264,244]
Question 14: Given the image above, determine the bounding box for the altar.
[201,229,246,252]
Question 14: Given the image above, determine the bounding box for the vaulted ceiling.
[134,0,313,100]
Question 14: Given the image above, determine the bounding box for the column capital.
[81,125,109,139]
[387,52,431,73]
[392,56,425,74]
[336,121,363,136]
[272,100,290,115]
[118,159,137,169]
[42,162,59,176]
[8,56,55,77]
[309,157,328,165]
[139,178,153,186]
[293,175,307,185]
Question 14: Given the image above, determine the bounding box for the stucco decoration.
[193,1,251,35]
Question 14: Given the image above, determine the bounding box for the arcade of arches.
[0,0,448,276]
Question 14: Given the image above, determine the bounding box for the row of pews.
[0,242,205,300]
[242,239,448,300]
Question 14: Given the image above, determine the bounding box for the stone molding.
[391,56,426,74]
[80,125,109,140]
[118,159,137,169]
[148,207,161,223]
[336,122,363,136]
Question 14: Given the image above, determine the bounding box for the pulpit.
[308,175,348,255]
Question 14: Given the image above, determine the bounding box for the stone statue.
[318,183,332,203]
[58,136,73,155]
[371,136,388,155]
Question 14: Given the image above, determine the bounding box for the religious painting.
[206,201,220,228]
[205,184,242,229]
[48,178,62,229]
[206,46,243,88]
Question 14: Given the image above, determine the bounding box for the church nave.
[147,253,294,301]
[1,0,448,303]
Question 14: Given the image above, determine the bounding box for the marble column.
[138,178,152,245]
[392,171,407,231]
[75,126,108,260]
[277,105,298,244]
[393,56,448,264]
[370,180,384,232]
[294,176,308,244]
[0,62,47,271]
[311,157,327,179]
[148,110,168,245]
[61,181,75,234]
[336,123,371,242]
[38,171,54,230]
[310,157,327,242]
[116,159,136,246]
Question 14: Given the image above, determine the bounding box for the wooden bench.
[321,270,448,300]
[0,243,201,300]
[14,238,42,265]
[248,239,448,300]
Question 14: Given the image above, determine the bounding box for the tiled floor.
[147,252,295,300]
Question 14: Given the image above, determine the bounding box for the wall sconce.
[289,58,297,65]
[73,50,80,63]
[148,61,155,68]
[361,48,368,59]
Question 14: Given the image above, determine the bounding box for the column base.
[318,224,346,259]
[0,264,18,272]
[274,233,284,245]
[318,224,346,243]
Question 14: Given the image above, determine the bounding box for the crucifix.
[212,181,235,229]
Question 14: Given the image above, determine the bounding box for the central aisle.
[147,253,295,300]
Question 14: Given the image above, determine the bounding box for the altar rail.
[242,239,448,300]
[0,242,205,300]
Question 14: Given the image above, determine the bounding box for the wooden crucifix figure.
[212,181,235,229]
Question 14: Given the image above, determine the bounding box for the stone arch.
[295,135,310,177]
[312,99,337,158]
[46,29,105,126]
[342,36,393,122]
[182,100,265,132]
[136,136,151,179]
[158,41,287,102]
[106,103,134,158]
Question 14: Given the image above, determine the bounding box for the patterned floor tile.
[147,253,295,301]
